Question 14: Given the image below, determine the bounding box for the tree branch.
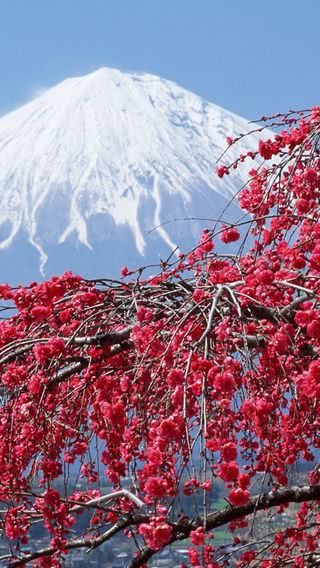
[7,513,149,567]
[0,327,133,366]
[48,341,134,387]
[70,489,145,513]
[128,484,320,568]
[8,485,320,567]
[70,326,132,346]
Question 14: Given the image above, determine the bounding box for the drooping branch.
[128,484,320,568]
[50,340,134,386]
[6,484,320,567]
[67,326,133,346]
[0,327,133,366]
[6,513,149,567]
[70,489,145,512]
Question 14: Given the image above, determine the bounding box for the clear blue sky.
[0,0,318,120]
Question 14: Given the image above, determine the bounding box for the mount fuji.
[0,67,261,283]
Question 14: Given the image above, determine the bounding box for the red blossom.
[144,477,167,499]
[190,527,206,546]
[228,487,250,506]
[216,165,229,178]
[221,442,238,462]
[220,225,240,244]
[218,461,239,482]
[167,368,184,387]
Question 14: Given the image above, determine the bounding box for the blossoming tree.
[0,108,319,567]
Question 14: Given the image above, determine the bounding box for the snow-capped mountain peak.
[0,67,261,280]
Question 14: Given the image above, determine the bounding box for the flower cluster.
[0,108,319,566]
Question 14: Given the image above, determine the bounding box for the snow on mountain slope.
[0,67,262,281]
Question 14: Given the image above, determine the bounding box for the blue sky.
[0,1,319,120]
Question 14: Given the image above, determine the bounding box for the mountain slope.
[0,68,261,282]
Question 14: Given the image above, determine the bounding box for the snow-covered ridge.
[0,67,261,274]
